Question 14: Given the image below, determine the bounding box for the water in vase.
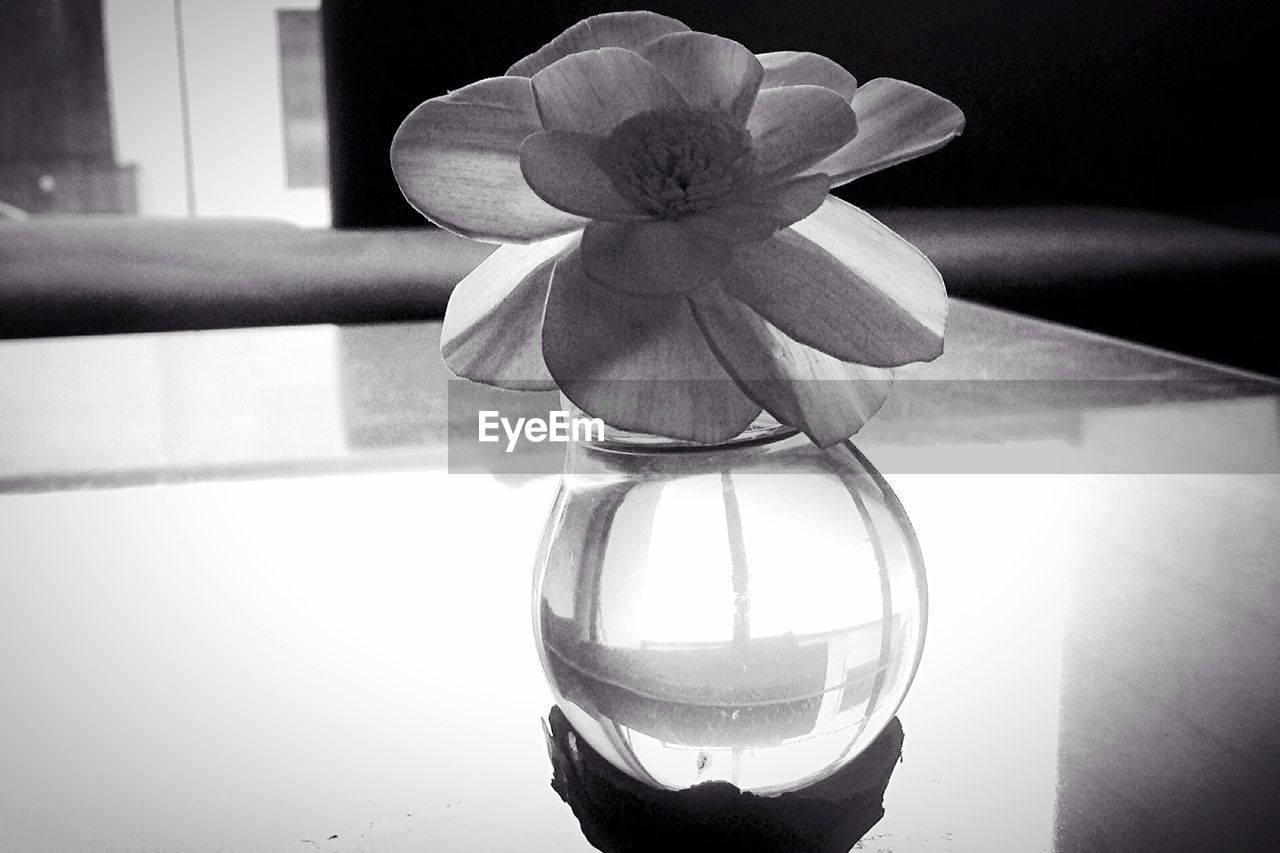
[533,437,926,794]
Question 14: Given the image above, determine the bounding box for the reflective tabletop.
[2,300,1278,852]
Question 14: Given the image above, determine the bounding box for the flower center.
[602,108,752,220]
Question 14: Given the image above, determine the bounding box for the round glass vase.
[532,413,927,795]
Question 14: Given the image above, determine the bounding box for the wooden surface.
[1,302,1278,851]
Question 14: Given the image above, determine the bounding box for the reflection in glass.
[533,429,926,794]
[545,705,904,853]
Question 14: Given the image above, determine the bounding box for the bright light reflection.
[871,473,1078,852]
[602,474,735,646]
[734,471,882,636]
[0,470,564,852]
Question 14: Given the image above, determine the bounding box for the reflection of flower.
[392,11,964,446]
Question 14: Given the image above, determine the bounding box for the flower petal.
[641,32,763,124]
[745,85,858,183]
[441,233,578,389]
[806,78,965,187]
[692,292,893,447]
[507,11,690,77]
[530,47,686,136]
[757,51,857,101]
[391,77,588,243]
[542,249,762,442]
[520,131,647,220]
[723,196,946,367]
[580,220,732,295]
[686,173,830,243]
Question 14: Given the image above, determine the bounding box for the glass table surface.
[1,299,1278,852]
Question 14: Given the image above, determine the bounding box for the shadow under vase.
[544,705,904,853]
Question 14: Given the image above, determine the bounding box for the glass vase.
[532,415,927,794]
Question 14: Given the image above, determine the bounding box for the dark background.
[3,0,1278,374]
[0,0,135,214]
[324,0,1280,228]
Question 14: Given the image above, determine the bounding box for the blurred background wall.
[3,0,1279,372]
[105,0,328,224]
[7,0,1275,229]
[0,0,330,224]
[102,0,329,224]
[0,0,135,215]
[324,0,1280,228]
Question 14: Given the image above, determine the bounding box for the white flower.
[391,11,965,446]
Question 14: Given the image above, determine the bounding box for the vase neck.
[558,395,798,453]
